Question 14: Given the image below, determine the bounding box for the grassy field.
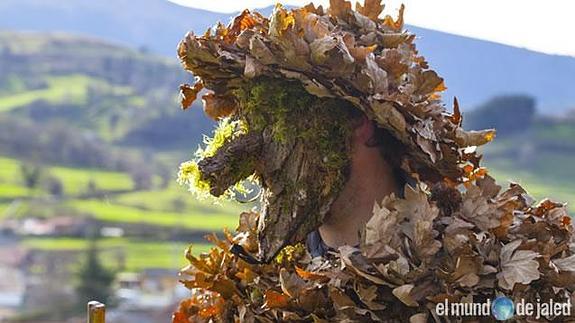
[0,155,242,229]
[0,74,136,112]
[0,75,93,111]
[0,156,134,195]
[0,154,243,272]
[22,237,212,271]
[69,199,238,230]
[0,183,29,199]
[112,187,243,215]
[50,165,134,194]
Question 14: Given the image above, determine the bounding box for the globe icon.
[491,296,515,321]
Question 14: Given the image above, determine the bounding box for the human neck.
[318,148,399,249]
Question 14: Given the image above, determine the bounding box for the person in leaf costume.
[172,1,575,322]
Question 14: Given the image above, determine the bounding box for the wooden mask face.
[195,78,358,262]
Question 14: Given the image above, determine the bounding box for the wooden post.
[87,301,106,323]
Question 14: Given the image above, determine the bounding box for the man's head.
[177,1,495,261]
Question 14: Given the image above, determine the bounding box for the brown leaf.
[348,44,377,62]
[339,245,390,285]
[372,101,406,136]
[328,0,352,19]
[552,254,575,272]
[410,313,428,323]
[237,211,259,234]
[377,48,408,78]
[269,4,295,37]
[415,70,444,95]
[450,97,462,125]
[303,2,324,15]
[299,10,332,42]
[363,200,399,257]
[363,53,388,94]
[355,0,384,21]
[235,266,257,285]
[459,185,499,231]
[310,36,338,64]
[397,185,441,259]
[263,290,290,309]
[329,287,358,311]
[249,35,276,65]
[244,55,264,78]
[497,240,540,290]
[201,93,237,120]
[382,4,404,31]
[533,199,564,217]
[227,9,258,43]
[392,284,418,307]
[279,268,305,298]
[295,266,330,282]
[455,128,496,147]
[356,284,386,310]
[180,82,203,110]
[476,174,501,199]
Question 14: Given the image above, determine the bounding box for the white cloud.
[168,0,575,57]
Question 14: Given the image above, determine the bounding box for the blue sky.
[168,0,575,57]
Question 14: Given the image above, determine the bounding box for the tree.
[464,95,536,137]
[20,162,43,191]
[130,168,153,191]
[45,176,64,197]
[76,239,115,307]
[86,179,99,197]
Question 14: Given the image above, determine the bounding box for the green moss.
[274,243,306,266]
[196,118,247,159]
[178,118,248,200]
[183,77,359,201]
[233,78,316,143]
[177,160,212,200]
[233,77,357,173]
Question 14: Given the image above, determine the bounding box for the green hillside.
[0,154,240,271]
[0,31,210,147]
[0,30,241,274]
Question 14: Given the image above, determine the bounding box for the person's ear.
[353,115,374,145]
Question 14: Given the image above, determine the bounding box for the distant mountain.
[1,0,575,114]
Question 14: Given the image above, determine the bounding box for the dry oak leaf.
[329,0,352,20]
[295,266,330,282]
[392,284,418,307]
[396,185,441,258]
[279,267,306,298]
[339,245,390,285]
[455,128,496,147]
[356,284,386,310]
[552,254,575,272]
[179,82,203,110]
[201,93,237,120]
[263,290,290,309]
[363,200,400,257]
[459,185,500,231]
[497,239,540,290]
[381,4,404,31]
[410,313,428,323]
[355,0,384,21]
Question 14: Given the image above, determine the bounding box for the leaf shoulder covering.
[173,176,575,322]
